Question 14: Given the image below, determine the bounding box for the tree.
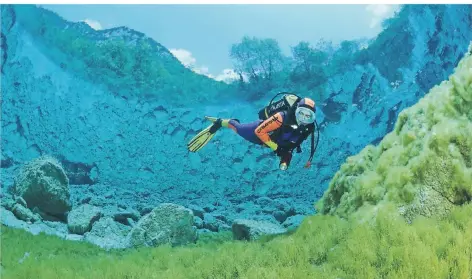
[230,36,285,82]
[290,41,328,87]
[328,40,360,75]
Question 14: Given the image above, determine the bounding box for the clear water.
[1,4,472,278]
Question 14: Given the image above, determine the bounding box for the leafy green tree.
[327,40,360,76]
[230,36,285,82]
[290,41,328,88]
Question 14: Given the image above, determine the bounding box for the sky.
[42,4,400,82]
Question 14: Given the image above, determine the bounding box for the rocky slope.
[318,41,472,224]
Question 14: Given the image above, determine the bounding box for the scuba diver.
[187,92,320,171]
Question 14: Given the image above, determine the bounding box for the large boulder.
[83,217,130,250]
[232,219,287,241]
[126,203,197,248]
[67,204,102,235]
[10,156,71,219]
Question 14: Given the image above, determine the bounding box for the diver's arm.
[254,112,284,151]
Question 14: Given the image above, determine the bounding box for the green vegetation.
[228,5,416,102]
[229,35,346,102]
[12,5,234,103]
[317,44,472,222]
[2,203,472,279]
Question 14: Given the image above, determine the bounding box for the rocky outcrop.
[317,44,472,223]
[126,203,197,248]
[9,156,71,220]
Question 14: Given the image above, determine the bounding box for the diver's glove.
[279,150,293,171]
[275,145,290,157]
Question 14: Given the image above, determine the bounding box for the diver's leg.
[222,119,264,145]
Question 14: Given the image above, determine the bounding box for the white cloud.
[192,66,212,77]
[214,69,241,83]
[366,4,400,29]
[83,19,102,30]
[170,48,242,84]
[169,48,197,68]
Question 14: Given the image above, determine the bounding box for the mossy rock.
[10,156,71,219]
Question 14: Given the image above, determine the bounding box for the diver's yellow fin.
[187,117,221,152]
[205,116,218,123]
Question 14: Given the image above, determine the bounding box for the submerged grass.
[2,203,472,279]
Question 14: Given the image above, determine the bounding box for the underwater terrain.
[1,4,472,278]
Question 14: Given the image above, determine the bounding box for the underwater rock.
[10,156,71,220]
[126,218,135,227]
[317,44,472,222]
[126,203,197,248]
[212,213,227,222]
[1,205,131,249]
[187,204,205,219]
[232,219,287,241]
[0,193,15,210]
[136,205,154,216]
[1,150,15,169]
[113,209,140,224]
[12,204,41,223]
[202,213,218,232]
[31,207,64,222]
[89,196,107,208]
[201,213,230,232]
[193,216,203,229]
[272,210,289,223]
[27,222,67,238]
[203,204,216,213]
[80,195,92,204]
[254,196,274,207]
[320,96,348,123]
[1,207,68,238]
[1,207,28,229]
[43,220,68,231]
[104,191,114,199]
[83,217,130,250]
[398,186,455,224]
[58,158,97,185]
[13,196,27,207]
[235,201,261,214]
[67,204,102,235]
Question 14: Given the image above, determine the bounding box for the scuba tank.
[258,92,301,122]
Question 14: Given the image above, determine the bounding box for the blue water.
[1,4,471,249]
